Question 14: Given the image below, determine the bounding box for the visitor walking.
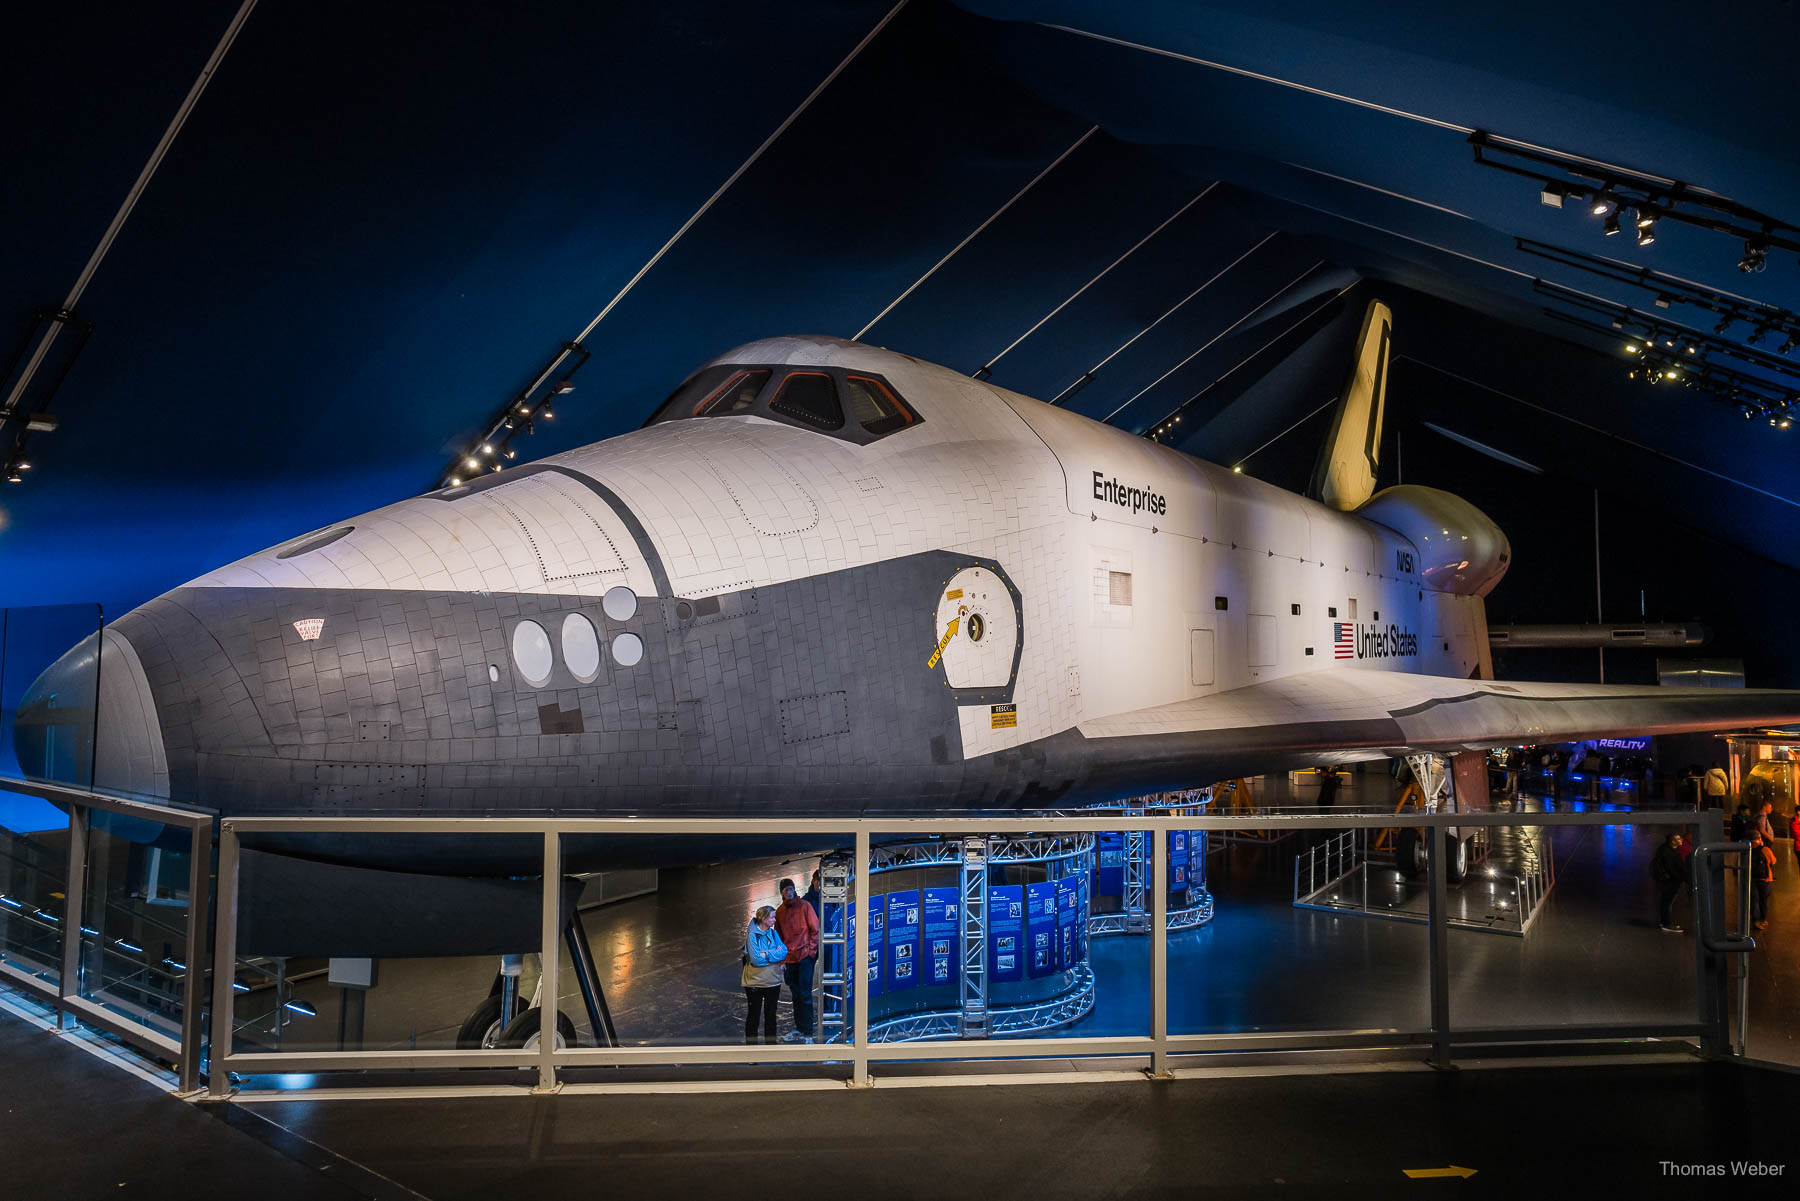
[1704,762,1731,810]
[1749,834,1776,931]
[1650,831,1686,933]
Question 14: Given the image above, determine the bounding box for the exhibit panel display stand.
[817,833,1098,1044]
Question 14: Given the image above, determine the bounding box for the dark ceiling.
[5,0,1799,680]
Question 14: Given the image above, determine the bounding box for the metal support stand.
[817,855,851,1045]
[535,833,560,1093]
[1123,804,1148,933]
[564,916,617,1048]
[1426,826,1453,1071]
[959,837,989,1039]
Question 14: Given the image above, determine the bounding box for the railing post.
[206,822,240,1099]
[1150,820,1170,1079]
[537,830,560,1093]
[57,803,88,1030]
[851,828,871,1087]
[176,815,212,1094]
[1426,821,1452,1070]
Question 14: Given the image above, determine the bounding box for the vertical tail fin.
[1309,299,1392,511]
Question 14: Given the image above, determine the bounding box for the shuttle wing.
[1075,669,1800,776]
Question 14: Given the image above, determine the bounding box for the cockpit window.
[844,375,917,436]
[695,369,769,416]
[644,362,921,445]
[768,372,844,430]
[648,364,741,426]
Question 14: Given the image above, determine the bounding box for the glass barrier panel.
[75,813,193,1043]
[1169,819,1430,1039]
[1446,816,1700,1035]
[1,604,104,793]
[0,807,68,988]
[221,832,858,1070]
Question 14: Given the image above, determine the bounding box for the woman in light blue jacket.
[742,905,788,1043]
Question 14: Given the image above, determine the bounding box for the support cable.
[575,0,910,346]
[2,0,260,422]
[855,125,1100,341]
[1051,231,1278,406]
[975,182,1217,377]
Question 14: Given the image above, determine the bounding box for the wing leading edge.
[1072,668,1800,782]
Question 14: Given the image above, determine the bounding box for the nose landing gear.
[454,908,618,1050]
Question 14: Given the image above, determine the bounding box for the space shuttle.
[16,302,1800,871]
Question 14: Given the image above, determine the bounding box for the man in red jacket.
[774,876,821,1043]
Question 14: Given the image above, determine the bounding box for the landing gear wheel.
[1444,831,1469,885]
[455,994,506,1049]
[497,1007,578,1050]
[1395,827,1425,879]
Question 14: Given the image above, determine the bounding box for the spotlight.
[1603,213,1622,237]
[1540,184,1567,208]
[465,457,479,470]
[1636,225,1656,247]
[552,382,576,395]
[1591,193,1617,216]
[14,459,29,470]
[1685,344,1697,355]
[1782,418,1793,430]
[1749,327,1768,346]
[1624,342,1641,354]
[1739,237,1770,274]
[1714,316,1734,335]
[449,476,461,486]
[1779,336,1797,355]
[1653,295,1673,309]
[504,447,517,460]
[1232,465,1244,473]
[1635,206,1658,229]
[1662,336,1675,348]
[1664,369,1680,379]
[4,469,19,484]
[541,405,554,420]
[481,443,494,455]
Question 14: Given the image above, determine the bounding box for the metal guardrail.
[0,778,213,1094]
[200,807,1731,1098]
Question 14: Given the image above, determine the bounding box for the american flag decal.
[1333,622,1355,659]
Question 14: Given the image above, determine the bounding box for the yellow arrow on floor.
[1403,1166,1477,1179]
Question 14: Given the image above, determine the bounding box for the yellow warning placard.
[946,588,963,600]
[990,704,1017,729]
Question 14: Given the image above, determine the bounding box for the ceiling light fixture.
[1603,213,1622,237]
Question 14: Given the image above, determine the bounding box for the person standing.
[1650,831,1686,933]
[775,877,820,1043]
[804,868,821,919]
[1749,834,1776,931]
[741,905,787,1044]
[1703,761,1731,810]
[1755,801,1776,846]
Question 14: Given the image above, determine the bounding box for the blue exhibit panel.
[1169,831,1190,891]
[1076,872,1089,962]
[989,884,1024,982]
[1026,881,1058,978]
[1093,831,1124,897]
[922,887,958,987]
[1056,878,1077,970]
[885,889,920,992]
[850,899,886,999]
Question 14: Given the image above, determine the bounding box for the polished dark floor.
[6,1005,1799,1201]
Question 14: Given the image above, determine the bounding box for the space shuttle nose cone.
[12,629,168,799]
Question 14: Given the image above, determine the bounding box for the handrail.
[1692,843,1757,955]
